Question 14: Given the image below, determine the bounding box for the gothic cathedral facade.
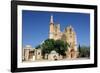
[49,15,78,59]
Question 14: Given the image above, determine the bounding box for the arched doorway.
[53,55,57,61]
[29,51,35,60]
[70,49,75,58]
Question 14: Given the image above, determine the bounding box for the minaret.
[50,15,53,24]
[49,15,54,39]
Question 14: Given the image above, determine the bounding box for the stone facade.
[49,15,61,40]
[22,15,79,61]
[49,15,78,59]
[22,45,42,61]
[48,50,59,61]
[35,49,42,60]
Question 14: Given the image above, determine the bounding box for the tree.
[35,45,41,49]
[78,44,81,57]
[35,39,69,59]
[41,39,55,58]
[78,46,90,58]
[54,40,68,57]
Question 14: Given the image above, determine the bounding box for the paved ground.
[22,58,90,62]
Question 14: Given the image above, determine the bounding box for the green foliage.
[35,39,68,58]
[35,45,41,49]
[54,40,68,56]
[78,45,90,58]
[42,39,55,54]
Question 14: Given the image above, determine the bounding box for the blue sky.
[22,10,90,48]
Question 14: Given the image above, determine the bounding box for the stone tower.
[49,15,78,59]
[49,15,54,39]
[63,25,78,59]
[49,15,61,40]
[53,24,61,40]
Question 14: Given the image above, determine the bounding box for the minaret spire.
[50,14,53,24]
[49,14,54,39]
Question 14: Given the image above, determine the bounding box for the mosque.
[22,15,79,61]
